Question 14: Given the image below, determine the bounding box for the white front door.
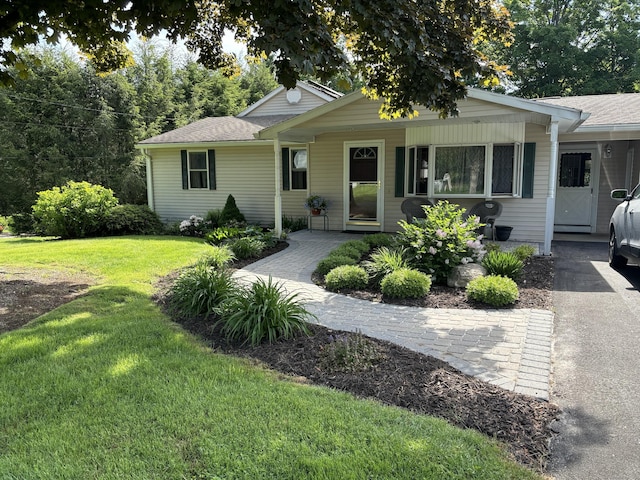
[555,149,598,233]
[344,141,384,231]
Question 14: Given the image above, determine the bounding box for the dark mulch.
[156,246,559,472]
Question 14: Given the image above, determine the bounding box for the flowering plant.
[179,215,209,237]
[394,200,486,282]
[304,194,328,211]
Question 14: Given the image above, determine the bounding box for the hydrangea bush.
[179,215,209,237]
[394,200,486,282]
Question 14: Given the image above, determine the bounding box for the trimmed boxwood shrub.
[325,265,369,292]
[512,244,536,261]
[315,255,357,276]
[482,250,524,280]
[329,244,364,261]
[362,233,393,248]
[466,275,519,307]
[380,268,432,299]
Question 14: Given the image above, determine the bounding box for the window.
[559,153,591,187]
[434,146,486,195]
[188,151,208,189]
[406,143,522,197]
[291,149,307,190]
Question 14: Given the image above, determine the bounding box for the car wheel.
[609,229,628,268]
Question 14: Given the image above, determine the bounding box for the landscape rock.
[447,263,487,288]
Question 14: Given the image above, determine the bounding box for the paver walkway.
[235,230,554,399]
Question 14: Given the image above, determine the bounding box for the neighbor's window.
[434,146,486,195]
[291,149,308,190]
[188,151,208,189]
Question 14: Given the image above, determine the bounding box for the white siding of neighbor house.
[150,145,277,225]
[246,89,329,117]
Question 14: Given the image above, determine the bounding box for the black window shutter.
[281,147,290,191]
[522,143,536,198]
[395,147,405,197]
[181,150,188,189]
[207,149,216,190]
[407,147,415,195]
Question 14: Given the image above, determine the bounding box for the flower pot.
[311,208,322,216]
[495,226,513,241]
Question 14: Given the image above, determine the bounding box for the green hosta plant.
[216,277,313,346]
[362,246,410,285]
[169,265,237,319]
[482,250,524,281]
[325,265,369,291]
[380,268,432,299]
[394,200,486,282]
[466,275,519,307]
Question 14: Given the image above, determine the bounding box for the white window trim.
[187,150,209,190]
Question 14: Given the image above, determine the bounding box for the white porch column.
[143,149,155,211]
[274,137,283,236]
[543,121,559,255]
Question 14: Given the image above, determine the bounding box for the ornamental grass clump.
[380,268,432,299]
[198,245,236,269]
[362,246,410,285]
[394,200,486,282]
[229,236,266,260]
[466,275,519,307]
[216,277,313,346]
[512,244,536,261]
[325,265,369,291]
[169,265,237,319]
[482,250,524,281]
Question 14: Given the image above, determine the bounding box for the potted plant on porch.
[304,194,328,215]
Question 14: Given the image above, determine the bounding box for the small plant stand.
[307,213,329,232]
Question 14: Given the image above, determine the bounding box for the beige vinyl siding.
[281,191,307,219]
[150,145,276,224]
[247,89,328,116]
[596,140,634,234]
[296,97,526,130]
[406,122,525,145]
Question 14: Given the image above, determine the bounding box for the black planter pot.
[495,226,513,241]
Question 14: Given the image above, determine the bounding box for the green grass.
[0,236,541,479]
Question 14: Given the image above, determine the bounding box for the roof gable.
[238,81,342,117]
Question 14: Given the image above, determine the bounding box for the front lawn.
[0,236,541,479]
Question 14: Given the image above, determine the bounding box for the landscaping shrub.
[169,265,237,319]
[484,242,502,254]
[341,239,371,255]
[205,209,223,228]
[32,181,118,238]
[394,200,485,282]
[282,215,308,232]
[104,204,164,235]
[205,226,242,245]
[216,276,313,345]
[466,275,519,307]
[315,255,357,276]
[219,194,246,225]
[179,215,210,237]
[228,236,266,260]
[199,245,236,269]
[7,213,35,235]
[362,233,393,248]
[482,250,524,280]
[362,246,409,285]
[380,268,432,299]
[329,244,364,261]
[325,265,369,291]
[320,331,386,372]
[512,244,536,261]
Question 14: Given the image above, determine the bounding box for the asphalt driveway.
[549,241,640,479]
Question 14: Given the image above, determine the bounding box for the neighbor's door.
[555,151,597,233]
[344,141,384,231]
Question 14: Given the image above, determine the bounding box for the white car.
[609,184,640,267]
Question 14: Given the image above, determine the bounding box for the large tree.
[1,0,512,117]
[494,0,640,97]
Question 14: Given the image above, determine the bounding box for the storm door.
[345,142,384,231]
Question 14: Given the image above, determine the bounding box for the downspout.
[142,149,154,211]
[274,138,283,237]
[543,121,559,255]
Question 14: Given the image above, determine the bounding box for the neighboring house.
[137,82,640,255]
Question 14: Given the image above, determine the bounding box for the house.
[137,82,640,255]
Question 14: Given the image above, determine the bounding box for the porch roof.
[257,88,588,143]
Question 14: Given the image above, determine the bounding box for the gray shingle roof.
[536,93,640,127]
[138,115,295,144]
